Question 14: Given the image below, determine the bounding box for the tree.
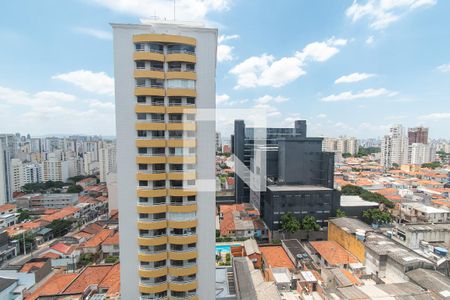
[422,161,442,169]
[341,185,394,209]
[280,212,301,233]
[13,232,36,254]
[355,147,381,158]
[362,209,392,225]
[46,219,74,237]
[336,209,346,218]
[301,215,320,231]
[342,153,352,158]
[17,209,31,222]
[79,253,95,266]
[67,185,83,193]
[105,256,119,264]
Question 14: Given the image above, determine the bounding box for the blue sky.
[0,0,449,139]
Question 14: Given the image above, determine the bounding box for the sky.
[0,0,449,139]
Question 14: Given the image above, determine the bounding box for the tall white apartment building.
[381,125,409,168]
[99,144,117,182]
[10,159,42,192]
[0,144,12,204]
[113,21,217,300]
[322,136,359,155]
[41,157,69,182]
[409,143,435,165]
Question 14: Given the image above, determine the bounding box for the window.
[136,61,145,69]
[167,79,195,89]
[136,78,146,87]
[135,43,145,51]
[137,96,146,103]
[137,113,146,120]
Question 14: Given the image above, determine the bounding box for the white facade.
[99,143,117,182]
[322,136,359,155]
[381,125,409,168]
[409,143,433,165]
[10,159,42,192]
[113,22,217,300]
[41,157,69,182]
[0,144,12,204]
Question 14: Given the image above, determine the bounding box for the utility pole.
[22,232,26,255]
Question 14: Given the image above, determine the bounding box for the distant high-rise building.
[408,126,429,145]
[233,120,307,203]
[216,132,222,152]
[113,21,217,299]
[11,159,42,192]
[322,136,359,155]
[99,144,117,182]
[41,156,69,182]
[381,125,409,168]
[409,143,435,165]
[0,143,12,204]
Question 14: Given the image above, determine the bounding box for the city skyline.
[0,1,449,138]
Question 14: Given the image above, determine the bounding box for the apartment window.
[136,61,146,69]
[137,113,146,120]
[135,43,145,51]
[167,79,195,89]
[137,96,146,103]
[136,78,146,87]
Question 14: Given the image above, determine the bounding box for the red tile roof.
[51,243,76,255]
[63,265,115,294]
[83,229,114,249]
[0,204,16,213]
[310,241,358,266]
[41,206,80,223]
[26,273,77,300]
[40,252,61,259]
[102,232,119,246]
[20,261,46,273]
[260,245,295,269]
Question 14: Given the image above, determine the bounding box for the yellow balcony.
[168,265,197,277]
[136,172,167,181]
[166,53,197,64]
[135,122,166,131]
[166,106,196,114]
[166,71,196,80]
[166,139,196,148]
[135,87,165,97]
[137,205,167,214]
[139,267,168,278]
[136,156,166,164]
[168,219,197,229]
[134,70,165,80]
[137,220,167,230]
[167,172,196,181]
[137,188,167,198]
[133,34,196,46]
[166,123,196,131]
[138,236,168,246]
[168,234,198,245]
[166,89,197,98]
[168,250,197,260]
[167,155,196,164]
[139,282,168,294]
[135,104,166,114]
[168,204,197,214]
[133,51,164,62]
[136,139,166,148]
[168,189,197,197]
[138,252,168,262]
[169,280,198,292]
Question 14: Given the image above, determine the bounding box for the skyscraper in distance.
[112,21,217,299]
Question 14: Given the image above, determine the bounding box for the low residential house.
[0,230,17,263]
[35,227,54,244]
[15,193,78,209]
[0,204,18,228]
[399,202,450,223]
[243,238,262,269]
[219,204,269,241]
[40,242,80,269]
[76,177,97,189]
[0,258,52,291]
[81,228,114,255]
[0,277,19,300]
[40,206,80,223]
[309,241,359,269]
[102,231,119,257]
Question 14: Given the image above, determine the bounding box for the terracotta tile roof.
[374,188,398,196]
[432,199,450,208]
[83,229,114,249]
[26,273,77,300]
[51,243,76,255]
[78,195,97,204]
[310,241,358,266]
[99,263,120,290]
[260,245,295,269]
[0,203,16,213]
[96,196,108,202]
[81,223,104,235]
[41,206,80,223]
[20,261,46,273]
[40,252,61,259]
[63,265,115,294]
[102,232,119,246]
[340,269,361,285]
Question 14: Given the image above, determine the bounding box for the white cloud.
[437,63,450,73]
[418,112,450,121]
[320,88,398,102]
[0,86,76,106]
[52,70,114,96]
[317,113,328,118]
[0,85,115,135]
[254,95,289,105]
[218,34,239,43]
[230,37,347,89]
[217,44,234,62]
[346,0,437,30]
[334,72,376,84]
[217,34,239,62]
[216,94,230,105]
[91,0,231,20]
[366,35,375,44]
[73,27,112,40]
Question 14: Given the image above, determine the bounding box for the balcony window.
[186,97,195,105]
[139,164,148,170]
[167,44,195,54]
[168,212,196,221]
[136,61,146,69]
[169,114,183,123]
[186,63,195,71]
[135,43,145,51]
[169,97,183,106]
[150,61,164,71]
[168,62,182,72]
[137,96,146,103]
[167,79,195,89]
[137,113,146,120]
[148,43,163,53]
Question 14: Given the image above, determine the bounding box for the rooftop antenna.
[173,0,176,21]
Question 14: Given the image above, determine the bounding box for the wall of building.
[328,222,366,263]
